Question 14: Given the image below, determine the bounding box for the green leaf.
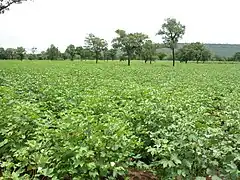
[0,139,8,147]
[211,176,222,180]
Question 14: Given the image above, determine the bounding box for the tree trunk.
[127,54,131,66]
[172,48,175,66]
[145,59,147,63]
[95,52,98,64]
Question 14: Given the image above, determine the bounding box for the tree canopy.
[112,29,148,66]
[176,42,212,63]
[85,34,108,64]
[0,0,31,14]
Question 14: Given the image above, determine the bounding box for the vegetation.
[176,42,212,63]
[156,18,185,66]
[112,29,148,66]
[0,61,239,179]
[84,34,108,64]
[0,1,240,179]
[0,0,31,14]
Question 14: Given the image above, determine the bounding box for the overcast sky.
[0,0,239,52]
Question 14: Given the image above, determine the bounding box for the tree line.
[1,0,240,66]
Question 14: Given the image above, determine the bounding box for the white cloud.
[0,0,239,52]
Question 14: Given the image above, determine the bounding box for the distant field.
[0,61,239,179]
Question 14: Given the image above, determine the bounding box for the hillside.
[158,43,240,57]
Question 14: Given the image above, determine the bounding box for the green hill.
[158,43,240,58]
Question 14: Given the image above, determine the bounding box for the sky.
[0,0,239,52]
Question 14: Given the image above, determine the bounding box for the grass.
[0,60,239,179]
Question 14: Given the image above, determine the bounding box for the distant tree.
[0,47,6,59]
[65,44,76,61]
[81,48,94,60]
[141,40,158,64]
[112,29,148,66]
[156,18,185,66]
[233,52,240,61]
[60,52,68,60]
[36,51,47,60]
[108,48,117,60]
[0,0,31,14]
[85,34,108,64]
[31,47,37,54]
[156,52,167,60]
[75,46,83,60]
[5,48,15,59]
[176,42,212,63]
[16,47,26,60]
[46,44,60,60]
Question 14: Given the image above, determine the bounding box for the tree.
[0,0,31,14]
[176,42,212,63]
[46,44,60,60]
[65,44,76,61]
[28,47,37,60]
[156,52,167,60]
[36,51,47,60]
[141,40,158,64]
[5,48,15,59]
[112,29,148,66]
[0,47,6,59]
[75,46,83,60]
[84,34,108,64]
[16,47,26,60]
[31,47,37,54]
[156,18,185,66]
[233,52,240,61]
[108,48,117,60]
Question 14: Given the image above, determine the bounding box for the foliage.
[84,34,108,63]
[157,18,185,66]
[0,0,31,14]
[65,44,76,61]
[176,42,212,63]
[5,48,15,59]
[16,47,26,61]
[104,48,117,61]
[112,29,148,66]
[46,44,60,60]
[0,47,6,59]
[156,52,167,60]
[0,61,239,179]
[141,40,158,64]
[233,52,240,61]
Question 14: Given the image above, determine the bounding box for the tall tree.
[156,18,185,66]
[46,44,60,60]
[0,0,31,14]
[65,44,76,61]
[112,29,148,66]
[0,47,6,59]
[16,46,26,61]
[85,34,108,64]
